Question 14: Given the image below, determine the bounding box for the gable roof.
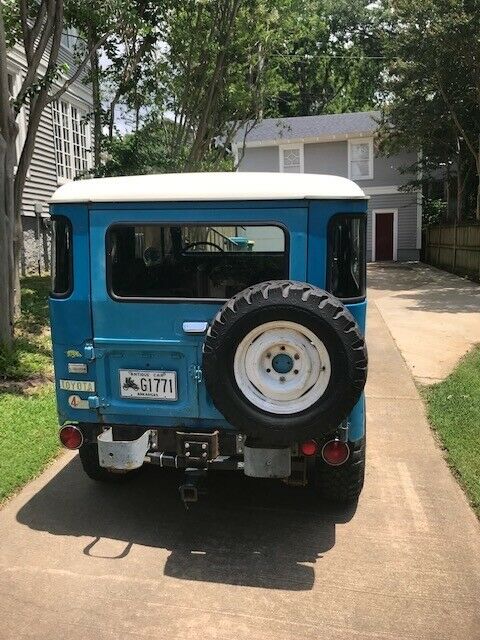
[235,111,380,146]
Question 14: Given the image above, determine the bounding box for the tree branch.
[435,69,479,169]
[47,32,110,103]
[30,0,48,48]
[19,0,30,59]
[15,0,56,114]
[0,5,12,139]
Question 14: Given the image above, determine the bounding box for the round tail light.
[59,425,83,450]
[300,440,318,456]
[321,439,350,466]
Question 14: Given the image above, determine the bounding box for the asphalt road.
[0,303,479,640]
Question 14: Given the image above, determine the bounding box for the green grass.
[0,276,59,503]
[0,387,58,501]
[0,276,52,381]
[424,346,480,516]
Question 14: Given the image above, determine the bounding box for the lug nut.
[266,368,271,373]
[294,369,299,374]
[266,352,271,358]
[185,443,190,448]
[202,443,207,450]
[294,353,300,360]
[186,451,190,457]
[280,346,285,351]
[279,376,286,382]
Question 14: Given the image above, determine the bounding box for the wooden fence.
[423,223,480,282]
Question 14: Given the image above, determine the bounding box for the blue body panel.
[50,197,367,441]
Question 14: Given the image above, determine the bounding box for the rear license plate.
[119,369,177,401]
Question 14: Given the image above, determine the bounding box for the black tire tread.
[79,444,141,483]
[314,436,365,503]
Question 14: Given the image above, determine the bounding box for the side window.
[51,216,73,297]
[328,215,366,301]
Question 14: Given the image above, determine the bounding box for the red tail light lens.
[321,440,350,466]
[59,425,83,450]
[300,440,318,456]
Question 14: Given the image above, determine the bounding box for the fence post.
[437,227,441,266]
[452,222,457,272]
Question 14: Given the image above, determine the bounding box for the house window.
[348,138,374,180]
[279,144,304,173]
[52,100,91,182]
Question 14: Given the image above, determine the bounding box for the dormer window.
[279,143,304,173]
[348,138,374,180]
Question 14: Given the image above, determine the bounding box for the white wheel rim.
[233,320,331,415]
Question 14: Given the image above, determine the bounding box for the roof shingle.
[235,111,380,144]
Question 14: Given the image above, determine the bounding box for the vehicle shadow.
[16,457,357,591]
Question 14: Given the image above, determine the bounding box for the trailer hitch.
[179,468,207,508]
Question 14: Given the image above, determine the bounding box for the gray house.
[233,111,421,262]
[7,31,93,273]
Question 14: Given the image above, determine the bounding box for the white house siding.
[7,41,93,273]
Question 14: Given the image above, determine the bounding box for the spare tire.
[203,280,367,445]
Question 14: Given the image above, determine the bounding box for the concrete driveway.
[369,262,480,385]
[1,271,480,639]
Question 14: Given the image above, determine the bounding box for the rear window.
[50,216,73,296]
[328,215,366,300]
[108,224,287,300]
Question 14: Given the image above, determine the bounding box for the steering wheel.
[182,241,224,253]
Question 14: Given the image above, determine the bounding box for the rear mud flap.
[97,428,150,470]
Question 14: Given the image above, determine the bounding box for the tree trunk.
[13,94,47,318]
[0,133,16,348]
[88,26,102,171]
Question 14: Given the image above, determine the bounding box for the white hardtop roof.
[50,172,367,204]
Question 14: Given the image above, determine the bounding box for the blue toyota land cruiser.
[49,172,368,504]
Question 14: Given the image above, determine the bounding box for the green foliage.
[0,387,59,503]
[93,0,383,173]
[265,0,382,117]
[424,346,480,516]
[0,276,57,503]
[378,0,480,221]
[0,277,52,382]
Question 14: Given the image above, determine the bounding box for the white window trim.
[348,137,374,181]
[371,208,398,262]
[52,99,93,185]
[279,142,304,173]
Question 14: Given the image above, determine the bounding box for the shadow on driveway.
[15,457,356,591]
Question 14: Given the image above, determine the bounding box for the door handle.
[182,321,208,334]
